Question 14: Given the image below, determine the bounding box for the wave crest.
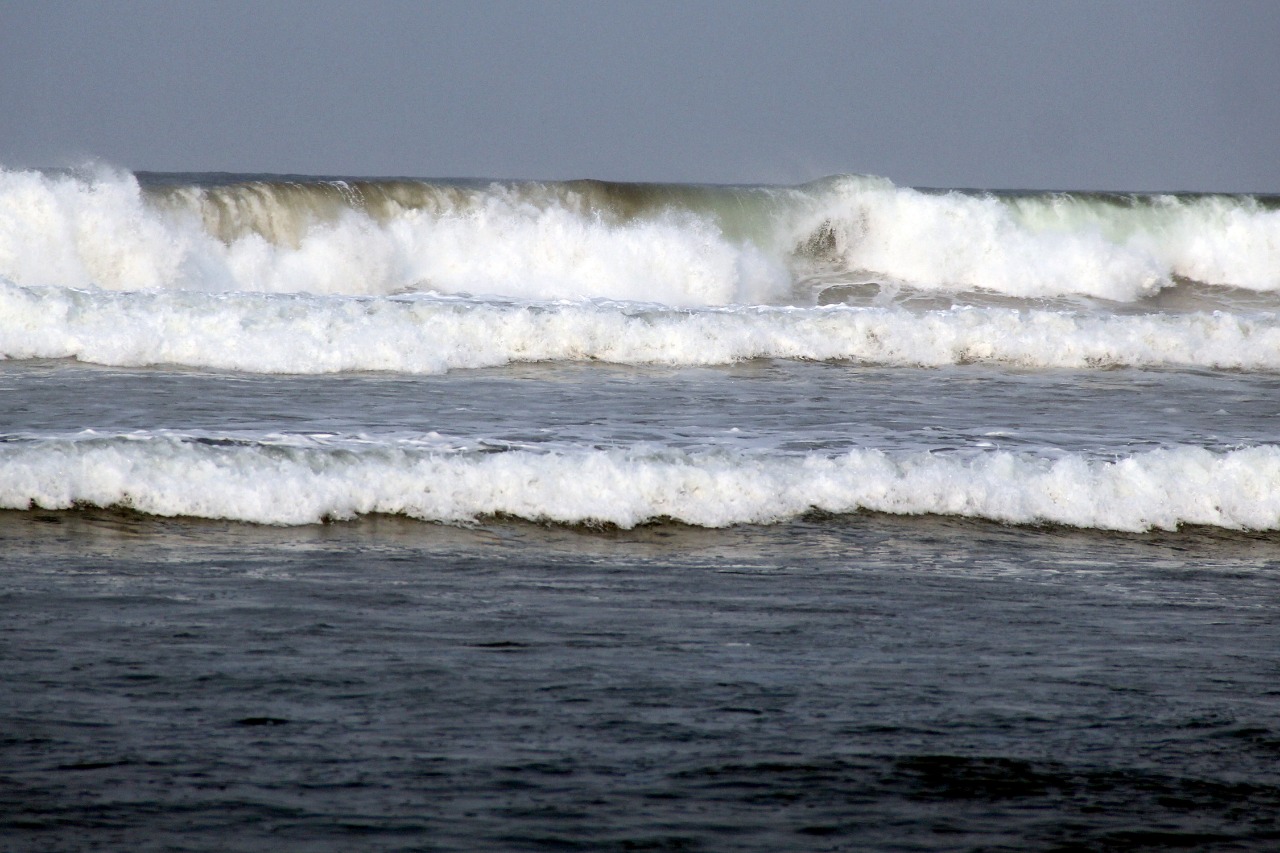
[2,167,1278,306]
[3,433,1278,531]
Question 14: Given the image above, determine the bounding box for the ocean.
[2,167,1279,850]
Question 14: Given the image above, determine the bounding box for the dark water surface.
[4,510,1280,851]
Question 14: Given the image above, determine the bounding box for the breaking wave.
[3,431,1279,531]
[5,279,1280,373]
[2,166,1278,306]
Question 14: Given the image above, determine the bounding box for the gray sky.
[2,0,1277,191]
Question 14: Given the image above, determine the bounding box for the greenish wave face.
[5,166,1280,309]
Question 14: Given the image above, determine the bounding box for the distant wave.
[5,280,1280,374]
[3,431,1279,531]
[2,166,1279,305]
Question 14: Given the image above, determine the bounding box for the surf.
[6,279,1280,374]
[3,166,1279,306]
[4,430,1279,531]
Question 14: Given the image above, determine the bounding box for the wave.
[2,166,1278,306]
[3,431,1278,531]
[5,279,1280,374]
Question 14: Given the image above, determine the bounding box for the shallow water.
[5,359,1280,455]
[4,511,1280,851]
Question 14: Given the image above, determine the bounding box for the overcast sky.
[2,0,1277,191]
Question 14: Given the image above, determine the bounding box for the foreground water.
[4,510,1280,851]
[3,168,1280,848]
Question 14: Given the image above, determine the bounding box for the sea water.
[2,167,1279,850]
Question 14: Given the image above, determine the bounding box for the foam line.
[5,280,1280,373]
[2,433,1278,531]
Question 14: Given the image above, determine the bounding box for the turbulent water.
[2,166,1280,530]
[4,167,1280,850]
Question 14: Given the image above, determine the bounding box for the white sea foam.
[3,432,1278,531]
[4,279,1280,374]
[791,178,1280,300]
[0,167,788,305]
[2,167,1278,306]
